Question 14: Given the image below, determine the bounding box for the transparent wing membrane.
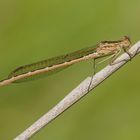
[8,45,97,82]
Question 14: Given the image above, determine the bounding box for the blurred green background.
[0,0,140,140]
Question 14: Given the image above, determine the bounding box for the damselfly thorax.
[96,36,131,56]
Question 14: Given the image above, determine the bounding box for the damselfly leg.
[87,44,136,92]
[109,46,138,65]
[87,52,120,92]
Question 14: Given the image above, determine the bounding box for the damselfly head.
[121,36,131,49]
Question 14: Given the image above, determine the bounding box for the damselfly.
[0,36,132,86]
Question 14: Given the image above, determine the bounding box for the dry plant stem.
[14,41,140,140]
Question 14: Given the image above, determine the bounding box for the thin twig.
[13,40,140,140]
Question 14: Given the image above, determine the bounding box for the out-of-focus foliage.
[0,0,140,140]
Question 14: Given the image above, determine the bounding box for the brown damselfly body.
[0,36,132,88]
